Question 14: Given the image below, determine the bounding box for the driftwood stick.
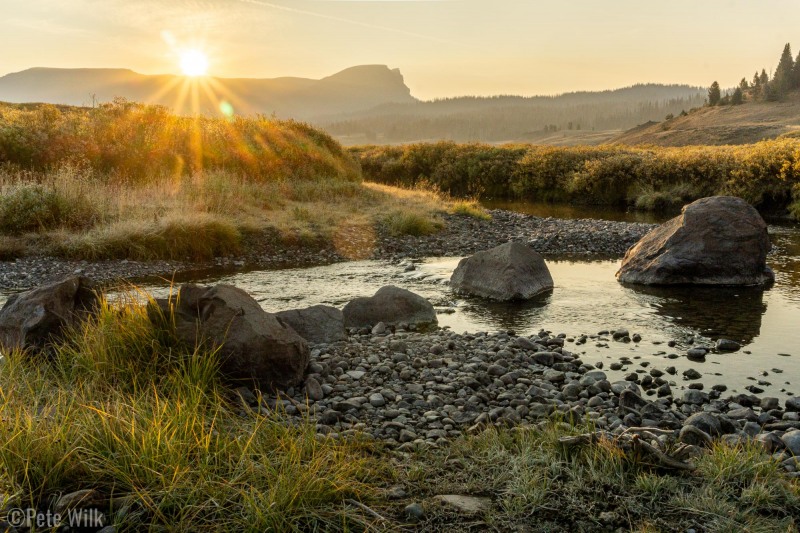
[636,438,696,471]
[558,431,615,447]
[558,433,599,447]
[620,427,676,437]
[346,499,388,522]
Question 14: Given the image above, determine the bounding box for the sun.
[180,49,209,77]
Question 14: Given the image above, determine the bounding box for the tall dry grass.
[0,101,475,260]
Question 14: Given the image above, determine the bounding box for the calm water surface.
[128,203,800,398]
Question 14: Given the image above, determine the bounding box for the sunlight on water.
[128,225,800,397]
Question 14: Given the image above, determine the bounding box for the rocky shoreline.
[0,210,655,291]
[3,207,799,474]
[266,326,800,476]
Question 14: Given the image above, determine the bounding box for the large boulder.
[343,286,437,329]
[275,305,347,345]
[152,284,309,390]
[616,196,773,286]
[0,276,97,352]
[450,242,554,300]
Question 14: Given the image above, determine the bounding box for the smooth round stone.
[369,393,386,407]
[404,503,425,522]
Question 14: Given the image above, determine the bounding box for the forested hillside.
[321,84,706,145]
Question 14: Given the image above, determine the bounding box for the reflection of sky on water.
[124,225,800,397]
[1,208,796,398]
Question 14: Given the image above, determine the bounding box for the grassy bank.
[0,293,386,530]
[352,140,800,217]
[0,101,462,261]
[1,293,797,530]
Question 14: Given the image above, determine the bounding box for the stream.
[129,203,800,399]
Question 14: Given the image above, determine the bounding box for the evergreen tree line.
[321,86,706,144]
[708,42,800,106]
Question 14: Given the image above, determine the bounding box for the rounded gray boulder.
[275,305,347,345]
[616,196,773,286]
[151,284,309,391]
[0,276,98,352]
[450,241,553,301]
[343,286,437,329]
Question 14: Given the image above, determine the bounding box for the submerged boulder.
[343,286,437,329]
[275,305,347,345]
[152,284,309,390]
[0,276,98,352]
[616,196,773,286]
[450,241,554,300]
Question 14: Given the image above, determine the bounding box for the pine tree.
[794,52,800,90]
[760,69,770,87]
[753,71,761,88]
[731,87,744,105]
[708,81,721,106]
[739,78,749,92]
[773,43,795,97]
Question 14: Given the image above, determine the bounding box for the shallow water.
[130,224,800,398]
[5,202,799,399]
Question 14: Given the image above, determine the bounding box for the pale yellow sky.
[2,0,799,99]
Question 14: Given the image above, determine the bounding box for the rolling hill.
[612,92,800,146]
[0,65,711,145]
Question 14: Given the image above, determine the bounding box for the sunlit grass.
[353,139,800,217]
[0,292,386,530]
[0,101,459,260]
[450,199,491,219]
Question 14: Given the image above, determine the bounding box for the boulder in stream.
[450,241,554,301]
[616,196,773,286]
[343,286,437,330]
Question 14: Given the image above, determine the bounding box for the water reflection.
[456,291,553,332]
[624,284,767,343]
[481,200,670,224]
[769,226,800,305]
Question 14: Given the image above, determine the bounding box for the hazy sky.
[2,0,800,99]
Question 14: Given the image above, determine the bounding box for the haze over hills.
[321,84,707,145]
[0,65,708,145]
[0,65,415,120]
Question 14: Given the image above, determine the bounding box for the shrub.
[382,210,441,236]
[0,182,100,233]
[352,139,800,217]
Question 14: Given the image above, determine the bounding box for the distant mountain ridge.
[0,65,416,120]
[0,65,709,145]
[321,84,707,145]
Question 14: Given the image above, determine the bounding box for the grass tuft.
[450,199,491,219]
[52,214,242,261]
[382,210,442,237]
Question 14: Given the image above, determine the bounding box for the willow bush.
[352,140,800,216]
